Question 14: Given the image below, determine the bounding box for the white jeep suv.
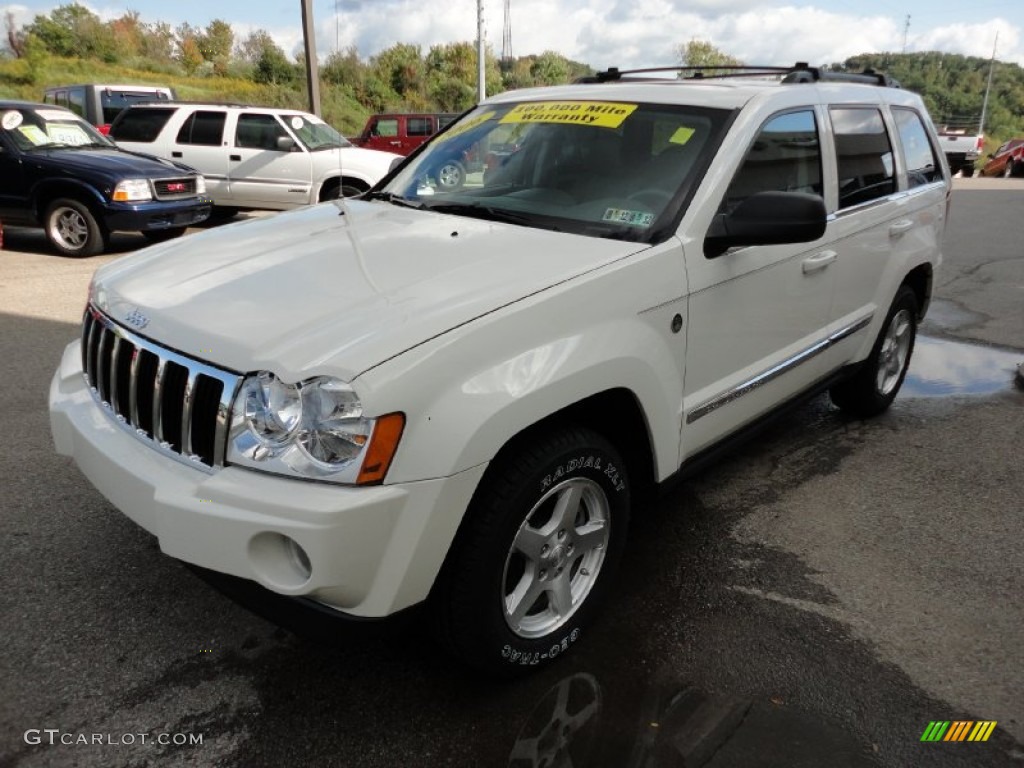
[50,64,949,673]
[108,102,400,209]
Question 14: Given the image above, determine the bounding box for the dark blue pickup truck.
[0,100,211,257]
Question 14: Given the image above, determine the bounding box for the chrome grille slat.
[153,357,167,444]
[80,305,240,471]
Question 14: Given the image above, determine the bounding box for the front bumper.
[102,198,213,233]
[49,339,485,618]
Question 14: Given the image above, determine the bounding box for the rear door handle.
[171,151,182,158]
[889,219,914,238]
[230,154,241,162]
[802,250,837,274]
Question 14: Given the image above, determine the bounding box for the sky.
[2,0,1023,69]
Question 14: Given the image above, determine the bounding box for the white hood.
[92,201,643,381]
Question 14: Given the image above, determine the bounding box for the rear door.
[227,112,312,208]
[170,110,230,202]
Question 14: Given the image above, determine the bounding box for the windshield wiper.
[364,191,424,209]
[424,202,533,226]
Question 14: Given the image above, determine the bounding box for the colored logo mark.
[920,721,997,742]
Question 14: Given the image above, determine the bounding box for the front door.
[227,113,312,208]
[681,109,835,459]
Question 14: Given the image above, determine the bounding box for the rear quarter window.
[892,108,942,188]
[110,108,174,143]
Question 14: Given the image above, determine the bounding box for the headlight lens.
[195,175,207,195]
[228,373,403,485]
[112,179,153,202]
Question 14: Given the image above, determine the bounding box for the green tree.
[198,19,233,65]
[253,40,295,84]
[677,40,742,71]
[529,50,570,84]
[425,42,477,110]
[322,46,364,87]
[371,43,424,102]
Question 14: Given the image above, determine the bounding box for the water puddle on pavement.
[900,335,1024,397]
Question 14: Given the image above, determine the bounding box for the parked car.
[0,100,209,257]
[109,103,400,212]
[935,122,983,177]
[50,64,948,672]
[351,112,459,155]
[43,83,175,135]
[978,138,1024,177]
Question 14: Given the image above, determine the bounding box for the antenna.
[902,15,911,54]
[979,31,998,135]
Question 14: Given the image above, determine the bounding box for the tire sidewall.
[458,433,630,673]
[437,161,465,190]
[867,286,918,405]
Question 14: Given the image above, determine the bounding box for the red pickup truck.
[978,138,1024,177]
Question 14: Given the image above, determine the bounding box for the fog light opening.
[248,532,314,592]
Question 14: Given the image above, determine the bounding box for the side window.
[892,108,942,188]
[176,111,226,146]
[372,119,399,138]
[407,117,432,136]
[719,109,822,214]
[235,114,288,150]
[55,91,69,108]
[67,87,86,118]
[830,107,895,208]
[108,108,174,143]
[43,91,57,105]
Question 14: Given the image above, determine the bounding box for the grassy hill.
[0,55,372,135]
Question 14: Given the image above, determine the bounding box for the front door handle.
[802,250,837,274]
[171,151,182,158]
[889,219,914,238]
[229,154,241,161]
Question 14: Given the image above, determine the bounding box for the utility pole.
[979,31,998,135]
[902,15,910,54]
[477,0,486,103]
[301,0,321,116]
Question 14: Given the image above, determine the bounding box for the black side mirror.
[704,191,827,258]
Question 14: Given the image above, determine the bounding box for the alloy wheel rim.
[502,477,610,639]
[876,308,913,395]
[51,208,88,250]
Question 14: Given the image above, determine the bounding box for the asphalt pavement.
[0,183,1022,767]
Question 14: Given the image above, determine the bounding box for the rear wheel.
[44,198,106,257]
[1003,160,1015,178]
[436,160,466,191]
[830,285,918,418]
[433,426,630,675]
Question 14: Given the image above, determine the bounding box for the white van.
[109,103,400,209]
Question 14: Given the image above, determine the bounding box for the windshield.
[1,107,113,151]
[379,99,730,241]
[282,113,352,151]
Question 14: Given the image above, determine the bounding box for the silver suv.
[109,103,400,210]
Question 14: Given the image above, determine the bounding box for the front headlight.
[228,372,404,485]
[195,176,207,195]
[112,179,153,202]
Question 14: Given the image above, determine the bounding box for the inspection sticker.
[602,208,655,227]
[1,110,23,130]
[500,101,638,129]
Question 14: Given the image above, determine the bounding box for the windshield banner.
[500,102,638,129]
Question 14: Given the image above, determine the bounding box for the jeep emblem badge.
[124,308,149,330]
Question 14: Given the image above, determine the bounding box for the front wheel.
[830,285,918,418]
[1003,160,1015,178]
[44,198,106,257]
[433,427,630,675]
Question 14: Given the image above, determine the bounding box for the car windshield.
[282,113,352,151]
[377,99,731,241]
[1,107,113,151]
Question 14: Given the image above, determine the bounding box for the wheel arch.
[902,262,932,320]
[316,174,371,201]
[33,179,108,222]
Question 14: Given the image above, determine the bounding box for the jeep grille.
[81,305,239,469]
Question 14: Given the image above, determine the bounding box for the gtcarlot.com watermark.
[24,729,203,747]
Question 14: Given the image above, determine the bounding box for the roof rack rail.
[133,100,255,108]
[577,62,901,88]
